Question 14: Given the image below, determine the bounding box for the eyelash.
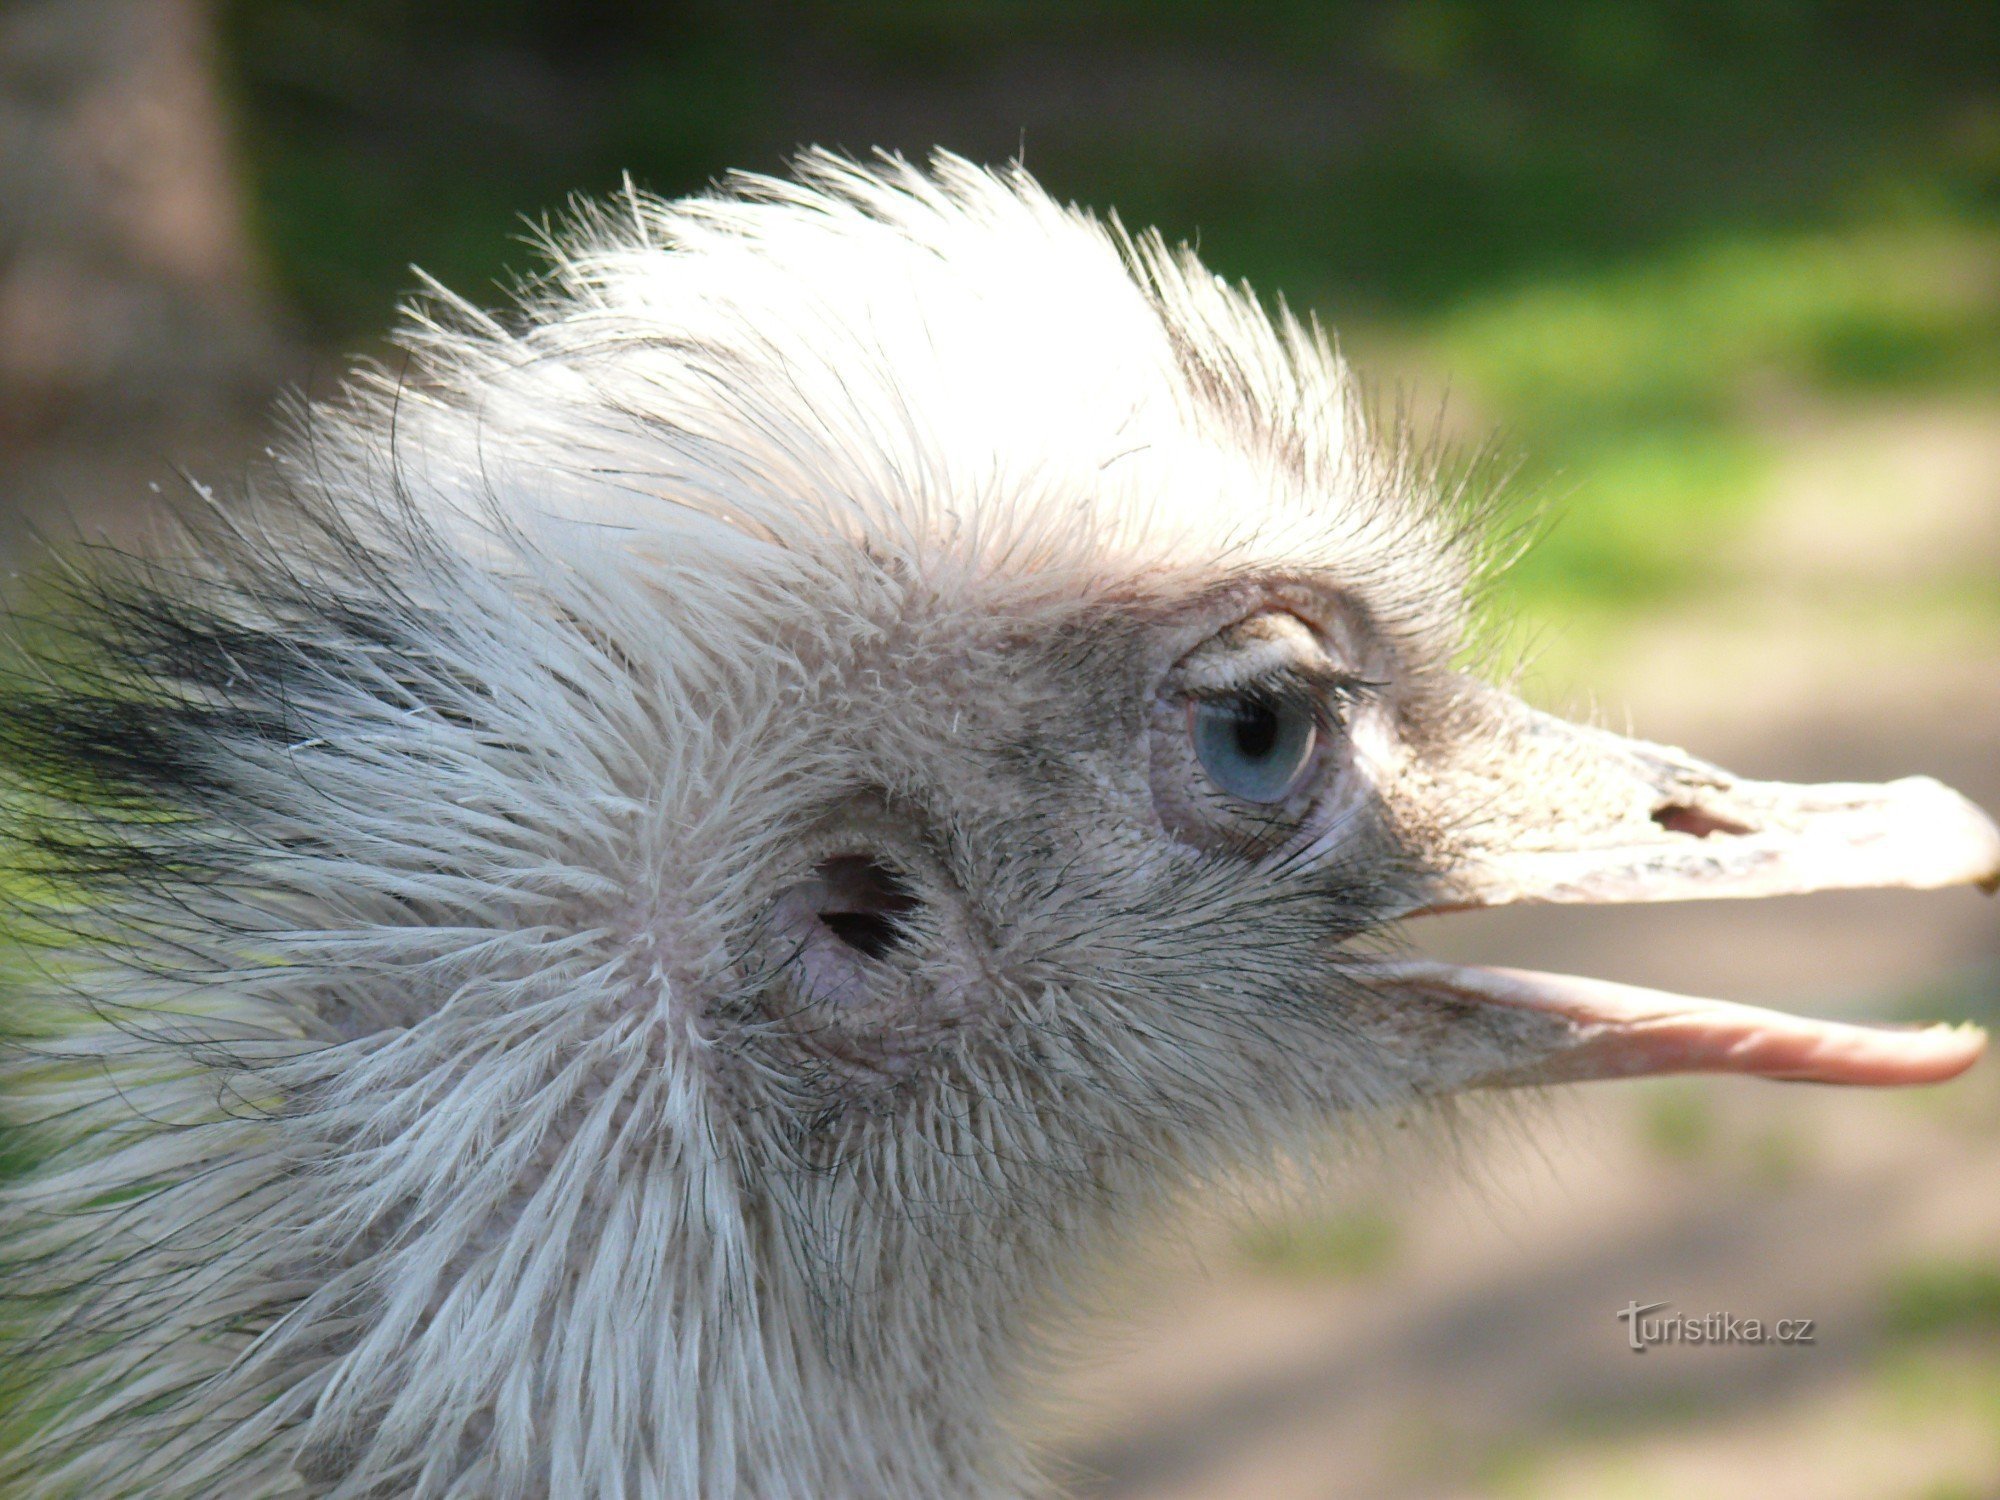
[1188,668,1378,725]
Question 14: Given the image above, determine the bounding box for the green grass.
[1424,220,2000,627]
[1237,1204,1402,1279]
[1435,226,2000,434]
[1633,1083,1718,1164]
[1742,1124,1809,1191]
[1868,1343,2000,1469]
[1883,1259,2000,1341]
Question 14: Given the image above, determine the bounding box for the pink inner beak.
[1378,959,1989,1089]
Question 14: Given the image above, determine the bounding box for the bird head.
[439,152,1991,1149]
[5,151,1994,1496]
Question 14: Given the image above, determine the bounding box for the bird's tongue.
[1375,959,1988,1089]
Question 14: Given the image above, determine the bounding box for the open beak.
[1375,690,1999,1090]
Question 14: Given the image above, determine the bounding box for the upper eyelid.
[1184,663,1381,712]
[1167,605,1365,684]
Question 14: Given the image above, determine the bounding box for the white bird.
[2,151,1994,1499]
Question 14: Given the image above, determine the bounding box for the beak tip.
[1893,777,2000,895]
[1931,1022,1989,1080]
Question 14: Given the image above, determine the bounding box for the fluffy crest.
[380,148,1472,640]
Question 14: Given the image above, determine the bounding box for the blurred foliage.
[1634,1081,1719,1162]
[1436,221,2000,618]
[1237,1202,1401,1278]
[216,0,2000,632]
[218,0,2000,334]
[1884,1258,2000,1340]
[1870,1345,2000,1482]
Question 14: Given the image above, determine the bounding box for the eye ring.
[1188,692,1320,804]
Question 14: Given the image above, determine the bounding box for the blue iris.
[1190,693,1318,804]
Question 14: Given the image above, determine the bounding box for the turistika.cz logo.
[1616,1300,1817,1353]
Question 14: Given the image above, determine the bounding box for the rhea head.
[2,151,1995,1499]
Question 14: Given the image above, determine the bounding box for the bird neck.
[706,1219,1055,1497]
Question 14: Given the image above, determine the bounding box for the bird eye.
[1189,693,1318,804]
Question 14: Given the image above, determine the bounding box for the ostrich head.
[2,152,1995,1499]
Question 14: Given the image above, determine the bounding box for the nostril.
[812,855,919,959]
[1652,803,1755,839]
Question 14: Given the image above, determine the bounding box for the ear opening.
[809,855,919,959]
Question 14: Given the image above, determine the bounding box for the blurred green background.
[218,0,2000,641]
[5,4,2000,1497]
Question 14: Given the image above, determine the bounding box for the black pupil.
[1232,700,1281,760]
